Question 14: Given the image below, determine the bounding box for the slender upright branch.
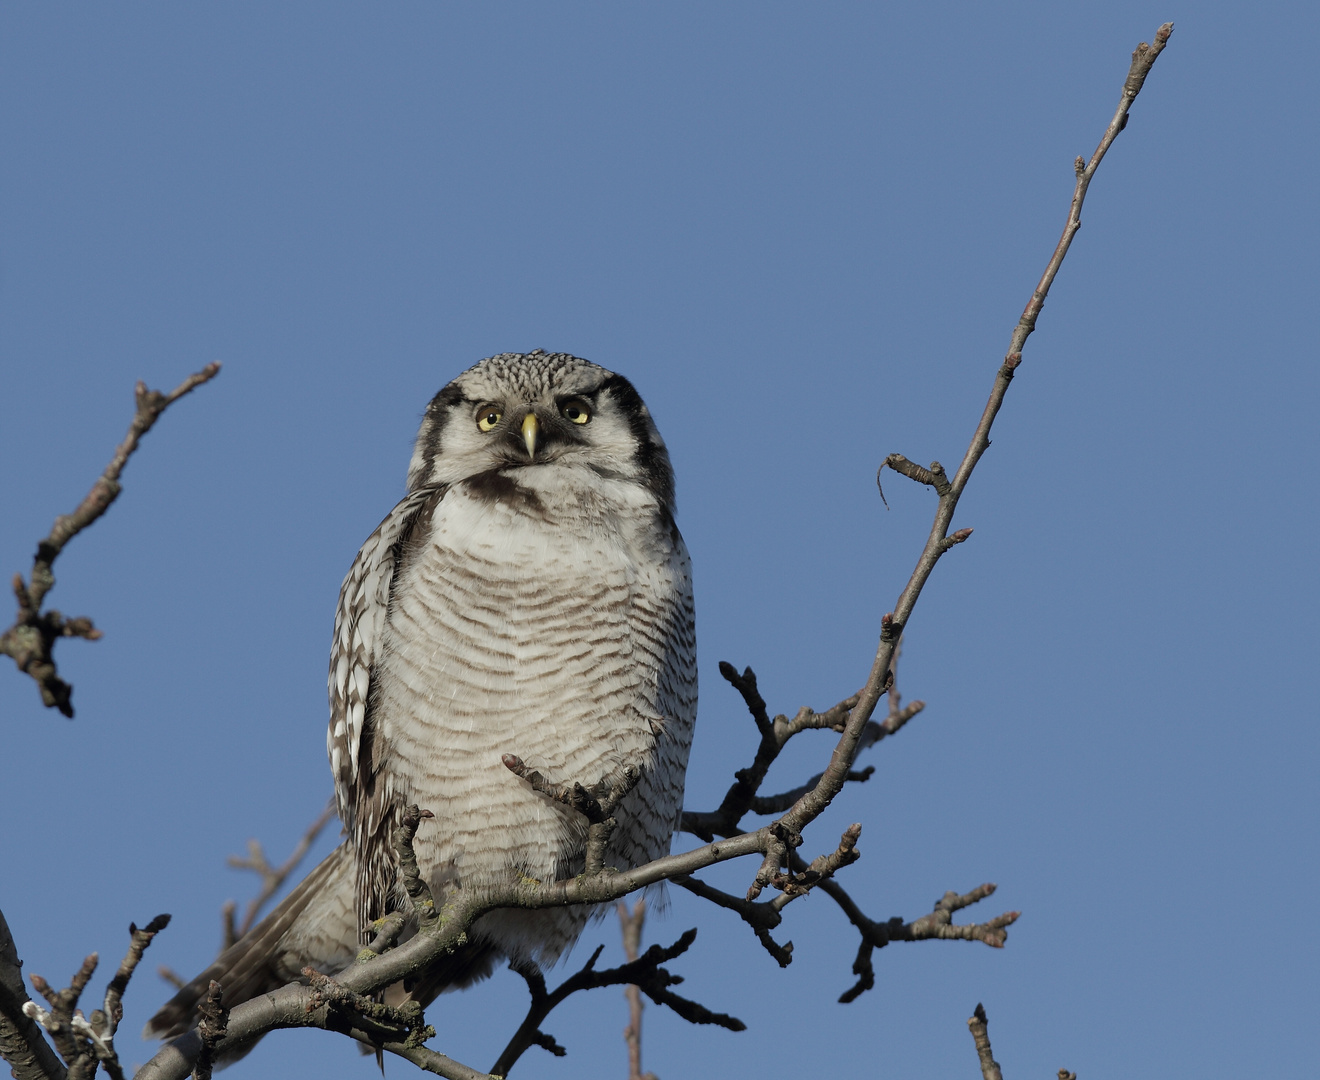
[224,799,337,944]
[793,21,1174,854]
[968,1003,1004,1080]
[1,363,221,716]
[617,900,657,1080]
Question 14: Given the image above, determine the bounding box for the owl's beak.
[521,412,541,461]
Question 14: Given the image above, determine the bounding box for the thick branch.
[0,363,221,716]
[0,908,67,1080]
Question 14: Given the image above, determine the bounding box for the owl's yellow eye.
[561,399,591,425]
[476,408,502,432]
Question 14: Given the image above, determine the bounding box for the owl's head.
[407,350,675,512]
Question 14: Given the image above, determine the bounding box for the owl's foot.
[501,755,642,875]
[302,966,435,1051]
[392,805,438,928]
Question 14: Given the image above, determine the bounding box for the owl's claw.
[502,756,643,877]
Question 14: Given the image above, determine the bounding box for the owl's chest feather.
[373,472,684,773]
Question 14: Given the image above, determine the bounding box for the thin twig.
[224,799,336,945]
[20,915,169,1080]
[968,1003,1004,1080]
[490,929,741,1079]
[191,982,228,1080]
[1,363,221,716]
[617,900,657,1080]
[832,883,1020,1003]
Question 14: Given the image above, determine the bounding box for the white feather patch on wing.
[327,485,444,827]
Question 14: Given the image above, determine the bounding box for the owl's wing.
[327,484,445,833]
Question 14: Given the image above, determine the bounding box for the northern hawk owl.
[148,350,697,1038]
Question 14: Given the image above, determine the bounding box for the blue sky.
[2,3,1316,1077]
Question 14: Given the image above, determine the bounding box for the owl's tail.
[144,842,357,1042]
[144,840,501,1051]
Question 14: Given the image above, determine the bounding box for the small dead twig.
[833,884,1020,1003]
[966,1003,1076,1080]
[191,982,228,1080]
[968,1003,1004,1080]
[491,928,741,1078]
[21,915,170,1080]
[222,799,337,947]
[876,455,952,507]
[1,363,220,717]
[617,900,657,1080]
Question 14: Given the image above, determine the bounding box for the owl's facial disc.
[410,352,675,511]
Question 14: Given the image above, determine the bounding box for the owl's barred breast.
[372,463,695,961]
[144,354,698,1041]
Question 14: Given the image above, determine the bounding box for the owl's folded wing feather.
[327,484,446,930]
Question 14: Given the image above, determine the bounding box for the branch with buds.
[1,364,220,717]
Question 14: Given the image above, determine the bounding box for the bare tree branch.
[966,1003,1076,1080]
[106,23,1177,1078]
[833,884,1019,1004]
[0,908,68,1080]
[0,363,221,717]
[489,927,741,1080]
[190,982,228,1080]
[17,915,169,1080]
[968,1003,1004,1080]
[786,18,1176,885]
[224,799,337,944]
[617,900,657,1080]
